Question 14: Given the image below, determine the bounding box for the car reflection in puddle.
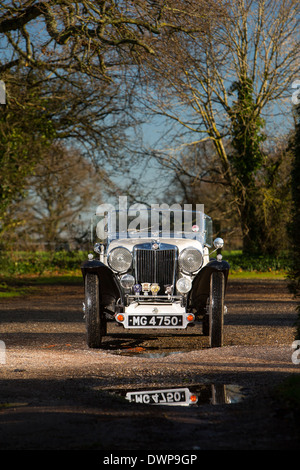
[126,387,198,406]
[115,384,246,407]
[110,349,247,406]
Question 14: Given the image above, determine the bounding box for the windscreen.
[90,207,212,247]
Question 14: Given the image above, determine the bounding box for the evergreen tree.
[288,104,300,338]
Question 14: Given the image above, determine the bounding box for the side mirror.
[93,243,102,254]
[213,237,224,250]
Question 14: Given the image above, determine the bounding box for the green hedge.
[0,251,89,276]
[0,250,292,277]
[223,251,291,273]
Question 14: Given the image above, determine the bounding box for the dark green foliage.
[225,251,291,273]
[228,78,268,254]
[0,72,57,220]
[0,250,88,276]
[229,78,266,184]
[0,250,292,277]
[287,104,300,338]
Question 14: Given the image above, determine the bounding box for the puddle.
[106,349,247,406]
[111,384,246,407]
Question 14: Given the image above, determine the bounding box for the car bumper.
[115,302,195,329]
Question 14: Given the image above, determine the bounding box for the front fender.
[81,259,123,313]
[188,258,230,313]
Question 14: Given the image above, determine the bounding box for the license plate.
[128,314,183,328]
[125,388,195,406]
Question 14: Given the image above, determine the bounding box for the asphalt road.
[0,278,299,452]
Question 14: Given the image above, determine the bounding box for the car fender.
[81,259,123,312]
[188,258,230,313]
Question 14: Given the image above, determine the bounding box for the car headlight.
[176,277,192,294]
[108,247,132,272]
[179,247,203,274]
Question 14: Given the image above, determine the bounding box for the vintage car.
[81,206,229,349]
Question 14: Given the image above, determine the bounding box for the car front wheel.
[209,271,224,348]
[85,273,106,348]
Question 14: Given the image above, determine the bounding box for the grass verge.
[0,269,288,298]
[0,271,83,298]
[229,270,287,280]
[0,249,291,297]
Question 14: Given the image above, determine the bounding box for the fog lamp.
[176,277,192,294]
[120,274,135,289]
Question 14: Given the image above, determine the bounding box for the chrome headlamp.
[108,247,132,273]
[179,247,203,274]
[120,273,135,289]
[176,277,192,294]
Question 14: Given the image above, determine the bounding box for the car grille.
[134,246,177,294]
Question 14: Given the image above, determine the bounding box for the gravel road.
[0,277,299,451]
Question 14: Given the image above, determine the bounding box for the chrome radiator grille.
[134,246,177,292]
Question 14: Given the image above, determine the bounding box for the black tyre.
[209,271,224,348]
[202,310,209,336]
[85,273,106,348]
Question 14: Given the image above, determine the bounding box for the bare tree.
[0,1,227,213]
[0,0,224,80]
[142,0,299,253]
[160,141,243,245]
[6,142,112,250]
[0,65,137,237]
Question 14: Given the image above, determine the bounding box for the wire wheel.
[209,271,225,347]
[85,273,106,348]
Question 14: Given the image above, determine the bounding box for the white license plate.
[125,388,196,406]
[128,314,183,328]
[116,312,194,329]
